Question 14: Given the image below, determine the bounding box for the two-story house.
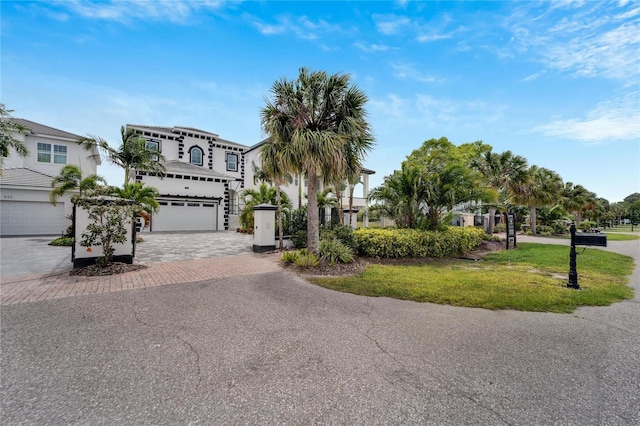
[0,119,101,236]
[127,125,248,232]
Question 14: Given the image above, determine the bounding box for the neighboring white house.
[243,139,375,227]
[0,119,101,236]
[127,125,247,231]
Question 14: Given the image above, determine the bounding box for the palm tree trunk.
[487,207,497,234]
[298,173,303,209]
[530,204,537,235]
[306,169,320,252]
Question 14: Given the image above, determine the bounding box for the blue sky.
[2,0,639,203]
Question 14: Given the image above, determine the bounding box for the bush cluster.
[353,227,485,258]
[281,249,319,268]
[319,238,354,264]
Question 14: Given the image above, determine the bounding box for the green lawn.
[602,232,639,241]
[605,224,639,233]
[309,243,635,313]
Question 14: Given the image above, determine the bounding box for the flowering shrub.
[353,227,485,258]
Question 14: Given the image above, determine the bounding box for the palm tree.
[49,164,106,205]
[511,166,563,235]
[261,68,374,252]
[561,182,594,226]
[239,183,291,233]
[78,126,166,185]
[470,150,528,234]
[369,163,427,229]
[0,104,30,167]
[111,182,160,215]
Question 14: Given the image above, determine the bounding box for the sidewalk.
[1,253,282,306]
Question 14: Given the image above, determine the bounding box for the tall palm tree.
[470,150,528,234]
[49,164,106,205]
[561,182,594,226]
[78,126,166,185]
[0,104,30,168]
[261,68,374,252]
[511,166,563,235]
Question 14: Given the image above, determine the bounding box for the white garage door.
[152,201,218,232]
[0,201,67,236]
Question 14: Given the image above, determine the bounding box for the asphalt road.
[1,237,639,425]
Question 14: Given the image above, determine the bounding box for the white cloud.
[59,0,227,24]
[249,14,341,40]
[505,2,640,83]
[354,42,391,52]
[373,14,411,35]
[391,63,439,83]
[534,92,640,143]
[521,70,547,82]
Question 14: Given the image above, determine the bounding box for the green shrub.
[320,223,356,249]
[353,227,485,258]
[579,221,597,232]
[281,250,300,264]
[494,223,506,233]
[483,233,502,242]
[291,230,307,248]
[551,221,568,234]
[49,237,73,246]
[319,238,355,264]
[294,251,319,268]
[536,225,553,234]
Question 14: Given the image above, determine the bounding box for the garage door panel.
[1,201,67,236]
[152,202,218,232]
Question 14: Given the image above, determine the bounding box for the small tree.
[74,195,137,268]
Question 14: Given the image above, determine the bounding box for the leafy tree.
[261,67,374,252]
[239,183,291,232]
[78,126,166,185]
[623,193,640,205]
[49,164,106,205]
[74,195,137,268]
[511,166,563,235]
[470,150,528,234]
[0,104,30,167]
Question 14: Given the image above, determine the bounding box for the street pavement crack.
[174,333,203,387]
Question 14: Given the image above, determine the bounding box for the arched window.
[189,146,203,166]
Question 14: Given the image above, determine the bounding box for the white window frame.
[37,142,67,164]
[226,153,238,172]
[146,140,160,161]
[190,146,203,166]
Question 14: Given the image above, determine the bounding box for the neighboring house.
[127,125,247,231]
[0,119,101,236]
[243,140,375,227]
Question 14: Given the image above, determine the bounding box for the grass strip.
[309,243,634,313]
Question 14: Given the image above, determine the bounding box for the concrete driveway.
[1,235,639,424]
[0,231,253,277]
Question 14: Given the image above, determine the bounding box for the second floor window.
[145,140,160,161]
[37,143,67,164]
[226,153,238,172]
[190,147,203,166]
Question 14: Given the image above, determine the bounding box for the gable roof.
[0,167,54,188]
[12,119,83,140]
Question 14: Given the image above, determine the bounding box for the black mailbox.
[575,233,607,247]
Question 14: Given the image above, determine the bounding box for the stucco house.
[127,125,247,232]
[0,119,101,236]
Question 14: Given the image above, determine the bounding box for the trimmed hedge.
[353,227,486,258]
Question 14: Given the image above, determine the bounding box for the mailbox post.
[505,213,517,250]
[567,221,607,290]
